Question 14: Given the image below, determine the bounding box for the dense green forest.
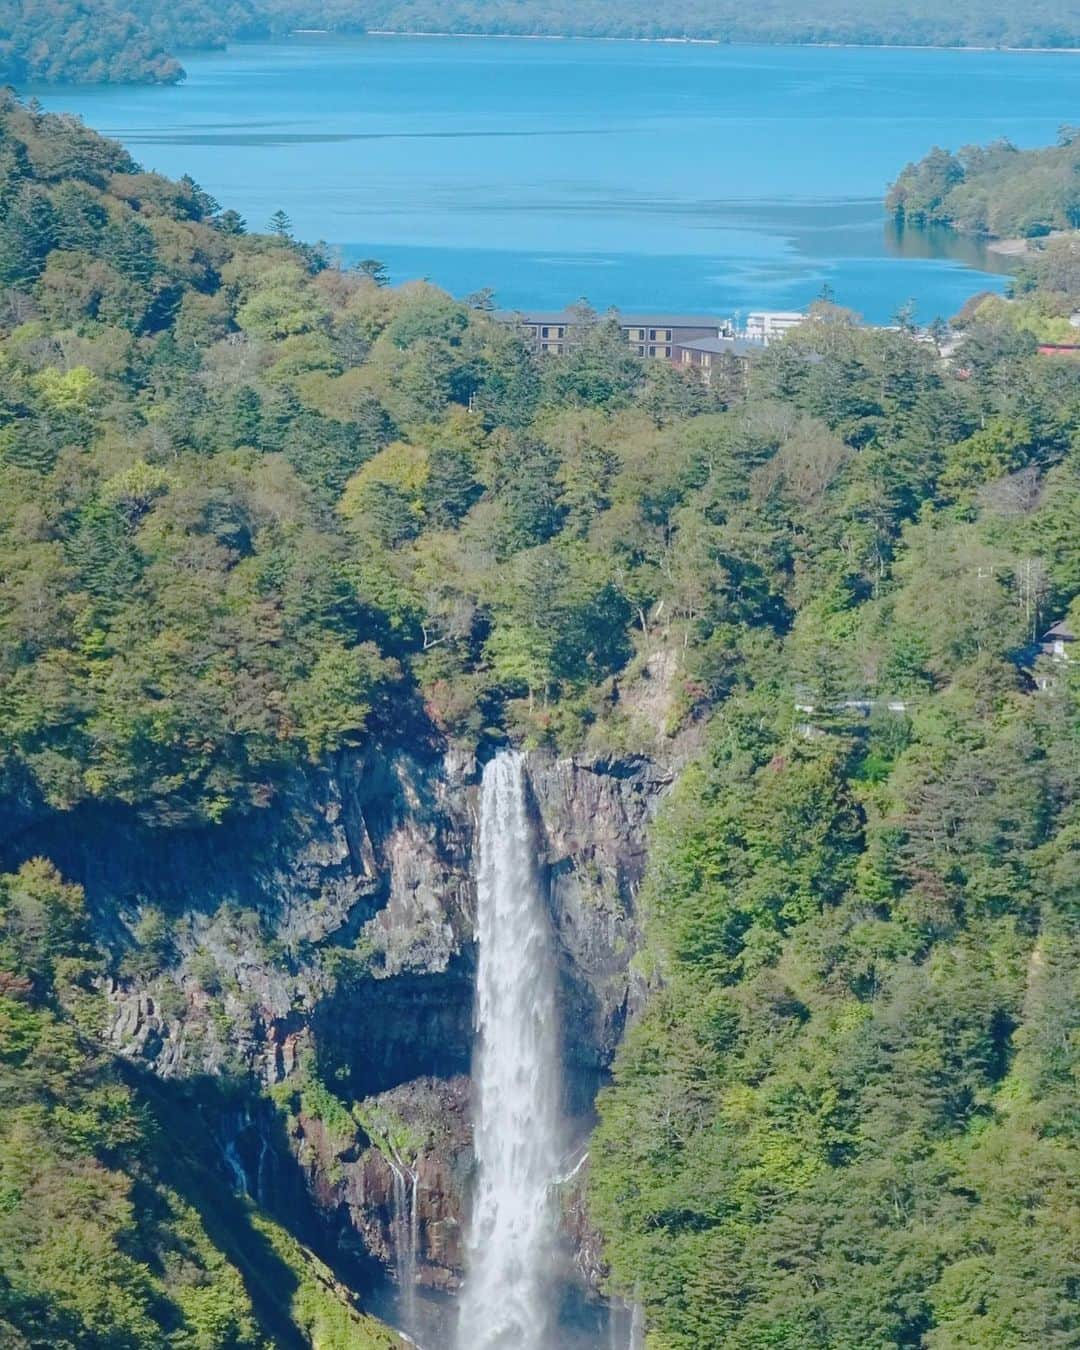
[587,248,1080,1346]
[0,0,258,84]
[0,850,401,1344]
[2,0,1078,87]
[0,95,738,828]
[298,0,1080,47]
[0,93,1078,1347]
[888,129,1080,238]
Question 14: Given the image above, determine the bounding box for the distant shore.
[356,30,1080,53]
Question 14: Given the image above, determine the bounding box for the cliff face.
[0,743,671,1302]
[528,753,672,1097]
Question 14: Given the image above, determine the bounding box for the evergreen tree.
[70,500,142,603]
[268,208,293,238]
[0,186,56,286]
[422,445,481,528]
[492,435,564,557]
[228,386,263,450]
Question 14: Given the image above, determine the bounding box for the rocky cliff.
[0,742,673,1315]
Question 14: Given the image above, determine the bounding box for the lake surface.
[32,38,1080,322]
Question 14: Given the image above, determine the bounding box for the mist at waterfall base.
[369,751,624,1349]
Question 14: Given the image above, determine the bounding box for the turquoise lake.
[31,37,1080,322]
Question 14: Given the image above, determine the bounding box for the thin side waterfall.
[608,1297,645,1350]
[458,750,564,1350]
[389,1159,419,1335]
[256,1133,271,1206]
[390,1161,408,1295]
[222,1137,248,1196]
[630,1300,646,1350]
[409,1169,420,1315]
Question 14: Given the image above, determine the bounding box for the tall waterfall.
[458,751,564,1350]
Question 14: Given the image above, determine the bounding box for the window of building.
[627,327,645,341]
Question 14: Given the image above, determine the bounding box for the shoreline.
[355,30,1080,54]
[988,237,1037,257]
[986,230,1075,257]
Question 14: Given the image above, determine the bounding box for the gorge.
[1,736,672,1346]
[0,88,1077,1350]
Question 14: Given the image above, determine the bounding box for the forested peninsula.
[0,92,1078,1349]
[888,129,1080,238]
[0,0,261,85]
[2,0,1079,86]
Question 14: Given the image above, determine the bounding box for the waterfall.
[409,1169,421,1320]
[389,1158,419,1335]
[458,750,564,1350]
[629,1300,646,1350]
[608,1298,645,1350]
[256,1132,271,1206]
[219,1108,252,1197]
[222,1135,249,1196]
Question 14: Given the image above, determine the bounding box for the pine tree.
[70,501,142,603]
[353,257,388,286]
[0,186,56,286]
[229,386,263,450]
[268,208,293,239]
[422,446,481,528]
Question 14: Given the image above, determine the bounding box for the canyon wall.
[0,743,673,1302]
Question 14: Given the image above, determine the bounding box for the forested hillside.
[0,96,738,829]
[2,0,1078,87]
[0,101,411,1342]
[0,93,1077,1348]
[888,129,1080,238]
[306,0,1080,47]
[587,270,1080,1344]
[0,0,260,84]
[0,859,403,1349]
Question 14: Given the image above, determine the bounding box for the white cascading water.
[389,1159,419,1335]
[458,750,564,1350]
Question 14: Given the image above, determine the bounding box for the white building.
[745,311,804,345]
[1041,620,1075,661]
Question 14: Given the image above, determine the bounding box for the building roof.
[677,336,765,357]
[495,309,730,329]
[1042,620,1076,641]
[614,313,731,329]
